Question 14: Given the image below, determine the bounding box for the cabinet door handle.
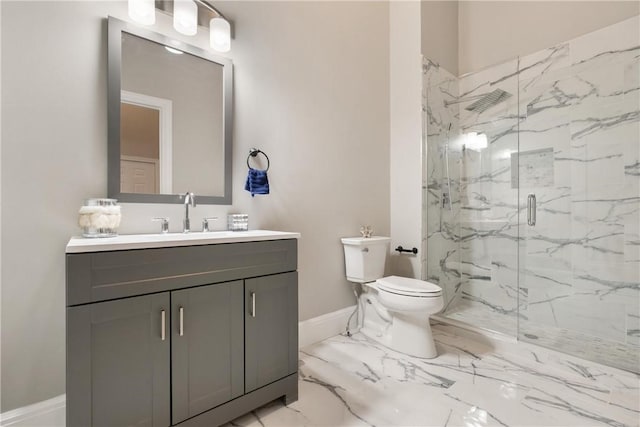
[250,292,256,318]
[527,193,537,226]
[161,309,166,341]
[179,306,184,336]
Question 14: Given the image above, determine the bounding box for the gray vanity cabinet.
[171,281,244,424]
[245,272,298,393]
[66,293,171,427]
[67,238,298,427]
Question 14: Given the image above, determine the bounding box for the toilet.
[341,236,444,358]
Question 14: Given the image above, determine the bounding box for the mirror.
[108,17,233,204]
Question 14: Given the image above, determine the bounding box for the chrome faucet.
[183,192,196,233]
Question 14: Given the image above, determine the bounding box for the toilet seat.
[376,276,442,297]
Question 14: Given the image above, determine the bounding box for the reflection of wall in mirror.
[121,103,159,159]
[121,33,224,196]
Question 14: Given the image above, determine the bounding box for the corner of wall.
[389,1,423,279]
[420,0,459,77]
[0,0,4,412]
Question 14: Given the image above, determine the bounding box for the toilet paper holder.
[395,246,418,254]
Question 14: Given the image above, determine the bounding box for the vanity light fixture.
[128,0,155,25]
[210,16,231,52]
[173,0,198,36]
[128,0,232,53]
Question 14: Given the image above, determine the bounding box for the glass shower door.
[423,57,521,338]
[516,20,640,372]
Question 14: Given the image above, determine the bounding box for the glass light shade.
[210,17,231,52]
[128,0,155,25]
[173,0,198,36]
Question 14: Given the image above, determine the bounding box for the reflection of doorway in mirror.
[121,156,159,193]
[120,90,172,194]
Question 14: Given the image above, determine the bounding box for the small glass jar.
[78,198,121,238]
[227,214,249,231]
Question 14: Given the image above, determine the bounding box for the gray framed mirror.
[108,17,233,204]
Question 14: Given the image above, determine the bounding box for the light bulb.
[174,0,198,36]
[165,46,184,55]
[128,0,155,25]
[464,132,488,151]
[476,133,488,149]
[210,17,231,52]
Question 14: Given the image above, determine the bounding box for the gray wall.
[0,0,3,413]
[390,1,423,280]
[458,1,640,74]
[0,0,390,412]
[222,0,390,322]
[421,1,459,76]
[421,1,640,77]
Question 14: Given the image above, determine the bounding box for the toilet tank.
[341,236,391,283]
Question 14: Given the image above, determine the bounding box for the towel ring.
[247,148,270,171]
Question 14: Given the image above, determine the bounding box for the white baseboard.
[298,305,356,349]
[0,307,356,426]
[0,394,65,427]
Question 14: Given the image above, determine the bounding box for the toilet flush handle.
[362,247,369,253]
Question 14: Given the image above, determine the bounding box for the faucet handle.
[202,217,219,232]
[152,217,170,234]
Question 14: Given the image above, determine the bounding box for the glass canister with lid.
[78,198,121,238]
[227,214,249,231]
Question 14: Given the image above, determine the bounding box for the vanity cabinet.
[245,273,298,393]
[66,237,298,427]
[171,281,244,425]
[67,293,171,427]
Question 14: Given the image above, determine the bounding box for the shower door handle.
[527,194,536,226]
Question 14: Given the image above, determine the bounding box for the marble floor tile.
[225,324,639,427]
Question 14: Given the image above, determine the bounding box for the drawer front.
[67,239,297,306]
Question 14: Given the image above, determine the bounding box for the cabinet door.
[172,281,244,424]
[67,293,170,427]
[245,272,298,393]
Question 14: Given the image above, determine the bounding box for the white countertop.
[66,230,301,253]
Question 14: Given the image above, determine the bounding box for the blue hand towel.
[244,168,270,197]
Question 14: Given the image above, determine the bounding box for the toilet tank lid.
[341,236,390,245]
[377,276,441,294]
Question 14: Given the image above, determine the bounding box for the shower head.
[444,88,512,113]
[464,89,512,113]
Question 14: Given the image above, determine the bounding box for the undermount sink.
[66,230,301,253]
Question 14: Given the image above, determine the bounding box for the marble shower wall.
[423,59,463,314]
[423,16,640,372]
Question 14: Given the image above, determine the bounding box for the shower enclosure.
[422,16,640,373]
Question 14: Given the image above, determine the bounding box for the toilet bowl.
[372,276,443,358]
[341,237,444,358]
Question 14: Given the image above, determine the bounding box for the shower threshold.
[434,311,640,374]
